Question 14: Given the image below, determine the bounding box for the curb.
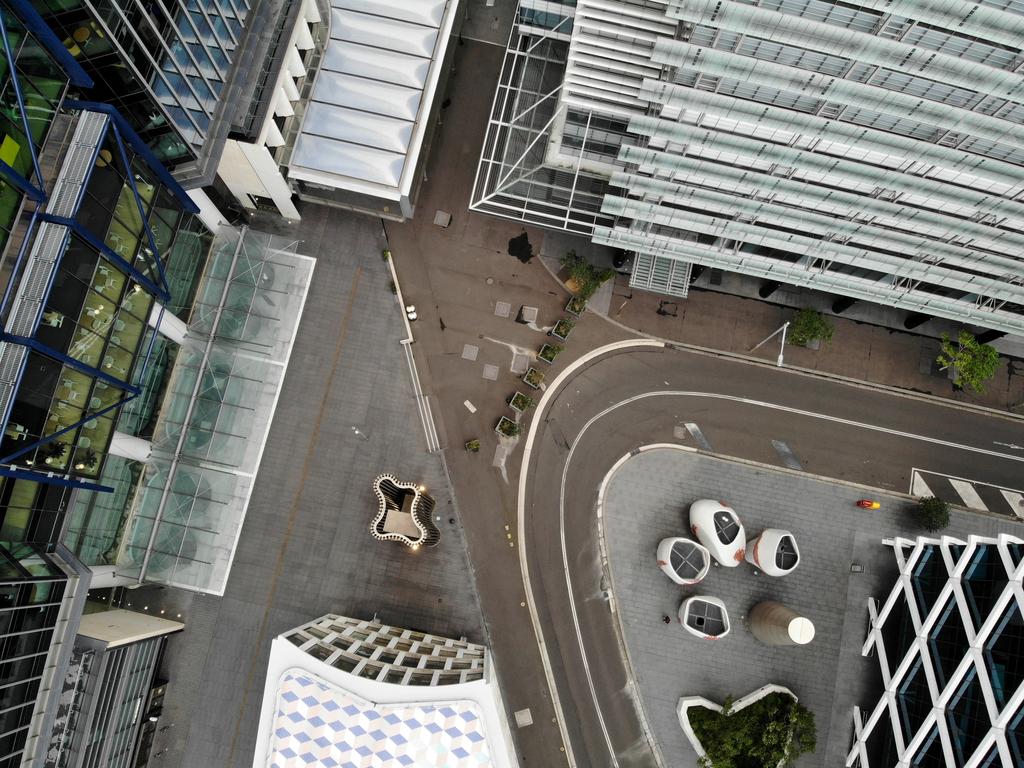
[532,254,1023,424]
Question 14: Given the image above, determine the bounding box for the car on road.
[689,499,746,567]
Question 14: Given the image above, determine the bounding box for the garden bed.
[495,417,520,438]
[509,391,534,412]
[550,318,575,341]
[565,296,587,316]
[678,685,815,768]
[522,367,544,389]
[537,343,562,364]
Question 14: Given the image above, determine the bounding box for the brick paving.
[603,448,1018,766]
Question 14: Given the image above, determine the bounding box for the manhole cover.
[482,364,499,381]
[461,344,479,361]
[494,301,511,318]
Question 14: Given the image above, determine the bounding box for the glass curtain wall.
[0,542,69,768]
[33,0,251,165]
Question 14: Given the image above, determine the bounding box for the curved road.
[519,343,1024,767]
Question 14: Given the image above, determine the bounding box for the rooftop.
[288,0,458,204]
[253,615,517,768]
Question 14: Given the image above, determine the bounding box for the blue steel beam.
[0,465,113,492]
[0,8,48,200]
[0,332,140,392]
[64,101,199,214]
[109,122,171,298]
[3,0,92,88]
[39,214,170,302]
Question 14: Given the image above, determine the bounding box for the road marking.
[464,400,476,414]
[685,422,712,451]
[771,440,802,470]
[949,479,988,511]
[994,441,1024,450]
[1000,490,1024,519]
[910,471,933,498]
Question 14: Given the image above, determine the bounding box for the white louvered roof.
[288,0,456,201]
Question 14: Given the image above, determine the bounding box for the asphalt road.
[521,342,1024,767]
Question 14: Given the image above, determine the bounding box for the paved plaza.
[604,448,1019,767]
[143,204,486,768]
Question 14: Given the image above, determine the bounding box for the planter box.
[677,684,797,767]
[565,297,587,316]
[537,343,561,364]
[495,416,520,438]
[509,391,533,412]
[522,368,544,389]
[550,318,575,341]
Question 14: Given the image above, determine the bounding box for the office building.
[253,614,518,768]
[45,609,182,768]
[850,534,1024,767]
[473,0,1024,334]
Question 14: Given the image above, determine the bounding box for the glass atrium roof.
[120,227,314,593]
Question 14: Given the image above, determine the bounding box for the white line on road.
[910,470,933,498]
[684,422,712,451]
[1000,490,1024,519]
[771,440,802,470]
[949,479,988,511]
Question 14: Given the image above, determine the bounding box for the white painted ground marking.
[771,440,802,470]
[1001,490,1024,519]
[910,471,933,498]
[463,400,476,414]
[949,478,988,511]
[684,422,712,451]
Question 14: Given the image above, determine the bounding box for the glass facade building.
[851,534,1024,767]
[472,0,1024,333]
[32,0,252,177]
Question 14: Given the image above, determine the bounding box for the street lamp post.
[749,321,791,367]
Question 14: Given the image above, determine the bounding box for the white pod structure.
[689,499,746,567]
[678,596,731,640]
[745,529,801,577]
[656,537,711,585]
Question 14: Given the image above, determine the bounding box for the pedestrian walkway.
[911,469,1024,520]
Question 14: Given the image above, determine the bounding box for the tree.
[788,308,834,347]
[916,496,950,532]
[561,250,615,301]
[936,331,1000,394]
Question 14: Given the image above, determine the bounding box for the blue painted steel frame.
[41,214,170,302]
[0,332,141,391]
[3,0,92,88]
[0,465,112,492]
[64,101,200,214]
[0,8,47,201]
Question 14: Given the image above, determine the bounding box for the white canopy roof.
[289,0,457,202]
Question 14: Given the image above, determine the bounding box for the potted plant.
[522,368,545,389]
[550,318,575,341]
[509,392,535,412]
[495,417,521,438]
[42,441,68,465]
[678,685,816,768]
[788,308,834,349]
[74,449,99,471]
[915,496,950,531]
[936,331,999,393]
[566,296,587,316]
[464,439,480,453]
[561,250,615,302]
[538,343,562,364]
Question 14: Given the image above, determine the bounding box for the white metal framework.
[473,0,1024,332]
[848,534,1024,768]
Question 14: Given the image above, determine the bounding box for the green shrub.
[689,693,816,768]
[788,308,834,347]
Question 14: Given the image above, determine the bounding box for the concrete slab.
[462,343,479,361]
[482,364,499,381]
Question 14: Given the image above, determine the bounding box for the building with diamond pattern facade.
[472,0,1024,334]
[253,614,518,768]
[850,534,1024,767]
